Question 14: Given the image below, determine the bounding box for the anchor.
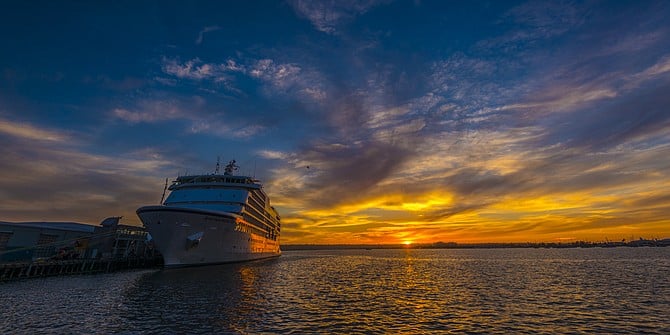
[186,231,204,250]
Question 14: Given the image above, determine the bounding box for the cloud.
[188,119,265,138]
[260,2,670,243]
[110,96,266,139]
[195,25,221,45]
[112,99,185,124]
[158,57,326,102]
[488,51,670,151]
[457,4,670,135]
[300,87,327,101]
[506,1,585,35]
[249,59,302,89]
[161,57,297,83]
[268,139,415,211]
[538,80,670,151]
[288,0,387,34]
[625,55,670,89]
[162,57,219,80]
[272,103,670,243]
[501,53,670,120]
[153,76,178,86]
[500,86,618,115]
[5,1,670,244]
[429,53,514,117]
[479,1,587,51]
[0,119,173,224]
[0,118,69,142]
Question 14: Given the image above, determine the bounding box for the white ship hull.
[137,206,281,268]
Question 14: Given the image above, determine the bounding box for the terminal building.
[0,217,158,262]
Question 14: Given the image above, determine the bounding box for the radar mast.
[224,160,238,176]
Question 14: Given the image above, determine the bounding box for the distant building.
[0,217,158,262]
[0,221,95,261]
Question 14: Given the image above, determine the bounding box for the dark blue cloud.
[545,79,670,151]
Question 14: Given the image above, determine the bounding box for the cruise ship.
[136,160,281,267]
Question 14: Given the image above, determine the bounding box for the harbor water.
[1,248,669,334]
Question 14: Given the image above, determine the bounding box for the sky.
[1,1,669,245]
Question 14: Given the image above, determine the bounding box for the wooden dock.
[0,256,163,282]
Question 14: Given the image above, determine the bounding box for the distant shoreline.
[282,239,670,251]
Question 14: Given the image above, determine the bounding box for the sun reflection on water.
[1,249,668,334]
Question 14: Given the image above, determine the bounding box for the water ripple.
[1,248,669,334]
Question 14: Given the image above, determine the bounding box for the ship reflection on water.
[1,248,669,334]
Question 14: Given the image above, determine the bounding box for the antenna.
[159,178,168,204]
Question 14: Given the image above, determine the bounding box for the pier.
[0,256,163,282]
[1,216,165,282]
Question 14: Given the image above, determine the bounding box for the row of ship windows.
[248,191,266,209]
[249,190,280,223]
[180,177,254,185]
[235,221,279,241]
[248,196,264,213]
[166,200,242,206]
[244,203,279,230]
[234,222,265,237]
[247,190,281,223]
[243,210,279,235]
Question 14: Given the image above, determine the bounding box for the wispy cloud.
[500,86,618,114]
[195,25,221,45]
[288,0,387,34]
[159,56,326,101]
[112,99,185,124]
[627,54,670,87]
[0,118,69,142]
[0,143,171,223]
[479,1,587,51]
[161,57,223,80]
[300,87,327,101]
[189,119,266,138]
[0,117,175,223]
[249,59,302,90]
[111,96,265,139]
[429,53,512,113]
